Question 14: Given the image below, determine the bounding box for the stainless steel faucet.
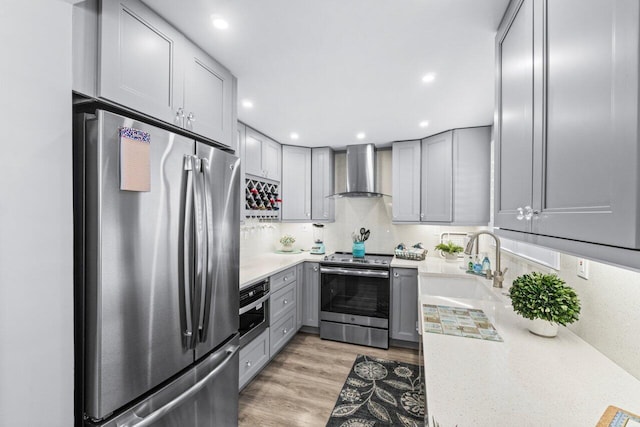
[464,231,508,288]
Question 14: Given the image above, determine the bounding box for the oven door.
[239,294,269,348]
[319,266,390,328]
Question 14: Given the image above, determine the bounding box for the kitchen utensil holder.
[352,241,365,258]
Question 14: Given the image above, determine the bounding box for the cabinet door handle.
[516,207,524,221]
[393,272,399,278]
[283,276,288,281]
[420,213,424,218]
[187,112,196,123]
[313,266,318,272]
[175,107,185,125]
[283,328,288,335]
[246,360,252,367]
[283,299,288,305]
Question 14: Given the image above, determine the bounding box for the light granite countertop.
[239,253,450,289]
[418,269,640,426]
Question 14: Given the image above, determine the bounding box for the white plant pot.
[443,253,459,263]
[281,244,293,252]
[528,318,558,338]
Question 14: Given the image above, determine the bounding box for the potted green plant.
[279,234,296,252]
[508,272,581,337]
[435,241,464,262]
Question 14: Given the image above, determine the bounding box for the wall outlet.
[577,258,589,279]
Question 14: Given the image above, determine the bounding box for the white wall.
[0,1,74,425]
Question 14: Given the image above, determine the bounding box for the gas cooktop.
[322,252,393,266]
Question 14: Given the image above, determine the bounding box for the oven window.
[321,273,389,318]
[239,305,266,337]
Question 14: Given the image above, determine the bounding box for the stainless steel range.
[319,252,393,349]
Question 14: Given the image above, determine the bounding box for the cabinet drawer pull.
[313,266,318,272]
[246,360,252,367]
[282,328,288,335]
[283,276,288,281]
[283,299,288,305]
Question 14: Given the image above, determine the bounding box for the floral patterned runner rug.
[326,355,425,427]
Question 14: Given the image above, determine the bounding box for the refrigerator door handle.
[182,156,195,344]
[192,157,207,349]
[199,157,214,342]
[123,344,240,427]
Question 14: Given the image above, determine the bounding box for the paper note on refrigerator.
[119,127,151,192]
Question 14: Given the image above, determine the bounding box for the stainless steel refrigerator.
[75,109,240,426]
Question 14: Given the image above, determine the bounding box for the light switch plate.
[577,258,589,279]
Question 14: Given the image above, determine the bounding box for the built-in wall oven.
[239,279,269,348]
[320,253,392,349]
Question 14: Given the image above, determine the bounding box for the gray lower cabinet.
[270,281,296,322]
[311,147,335,222]
[296,263,304,331]
[238,328,269,390]
[98,0,235,147]
[269,267,297,358]
[496,0,640,251]
[390,268,419,343]
[269,308,296,358]
[302,262,320,328]
[392,140,421,222]
[281,145,312,221]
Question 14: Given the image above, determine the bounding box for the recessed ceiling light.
[419,121,430,128]
[290,132,299,140]
[241,99,253,109]
[356,132,366,140]
[211,15,229,30]
[422,73,436,83]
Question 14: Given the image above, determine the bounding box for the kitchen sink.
[420,275,502,303]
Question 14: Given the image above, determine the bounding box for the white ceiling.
[142,0,509,149]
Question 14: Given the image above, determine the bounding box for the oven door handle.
[320,267,389,278]
[239,294,270,315]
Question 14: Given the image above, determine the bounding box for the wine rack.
[244,178,281,219]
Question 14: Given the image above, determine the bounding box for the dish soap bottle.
[481,254,491,272]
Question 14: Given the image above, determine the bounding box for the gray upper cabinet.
[496,0,640,250]
[495,0,535,233]
[302,262,320,328]
[237,122,246,221]
[392,140,421,222]
[182,43,235,146]
[421,132,453,222]
[311,147,335,222]
[98,0,235,148]
[390,268,419,343]
[418,127,490,225]
[282,145,312,221]
[244,127,281,181]
[100,0,182,126]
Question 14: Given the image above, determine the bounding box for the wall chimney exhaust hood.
[329,144,390,198]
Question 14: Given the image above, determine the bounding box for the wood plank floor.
[238,332,420,427]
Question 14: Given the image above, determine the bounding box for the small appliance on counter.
[310,223,326,254]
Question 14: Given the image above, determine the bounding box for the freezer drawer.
[89,335,240,427]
